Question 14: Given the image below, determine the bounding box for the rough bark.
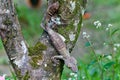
[0,0,87,80]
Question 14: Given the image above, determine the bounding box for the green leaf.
[78,65,82,70]
[5,77,12,80]
[87,60,97,69]
[88,67,98,76]
[103,54,111,58]
[111,28,120,36]
[85,42,91,47]
[103,61,115,69]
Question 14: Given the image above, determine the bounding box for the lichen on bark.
[0,0,87,79]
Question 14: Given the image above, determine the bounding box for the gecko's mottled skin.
[43,24,78,72]
[41,2,78,73]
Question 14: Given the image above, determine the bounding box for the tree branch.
[0,0,87,79]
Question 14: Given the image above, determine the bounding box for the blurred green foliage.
[16,3,44,46]
[62,49,120,80]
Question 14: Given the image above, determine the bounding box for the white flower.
[93,20,102,28]
[114,43,120,47]
[68,78,72,80]
[82,76,86,79]
[105,24,112,31]
[113,47,117,51]
[94,21,100,26]
[74,74,78,78]
[96,23,101,28]
[70,72,75,76]
[82,31,90,38]
[81,23,84,27]
[105,27,109,31]
[103,43,106,45]
[82,32,87,35]
[106,55,112,60]
[86,35,90,38]
[108,24,113,27]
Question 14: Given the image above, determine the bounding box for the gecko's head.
[65,57,78,73]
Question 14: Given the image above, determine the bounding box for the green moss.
[22,71,30,80]
[74,19,82,43]
[28,42,46,68]
[58,0,82,43]
[57,0,83,52]
[29,55,42,69]
[28,42,47,56]
[32,55,42,62]
[29,55,42,68]
[16,70,22,79]
[29,61,38,69]
[3,19,13,26]
[58,21,75,43]
[2,38,7,44]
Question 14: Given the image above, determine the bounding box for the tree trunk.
[0,0,87,79]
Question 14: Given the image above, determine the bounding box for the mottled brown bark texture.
[0,0,87,80]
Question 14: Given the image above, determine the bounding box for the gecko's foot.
[51,56,60,65]
[51,55,64,65]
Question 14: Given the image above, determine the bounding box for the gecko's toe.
[51,56,60,65]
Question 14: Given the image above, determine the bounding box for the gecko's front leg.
[52,55,78,73]
[51,55,64,65]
